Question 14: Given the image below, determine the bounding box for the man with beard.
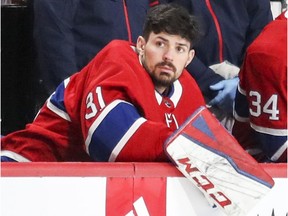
[1,4,205,162]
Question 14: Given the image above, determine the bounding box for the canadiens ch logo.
[165,113,179,129]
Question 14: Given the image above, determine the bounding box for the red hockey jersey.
[1,40,205,162]
[233,13,287,162]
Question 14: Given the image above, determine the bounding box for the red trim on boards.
[1,162,286,178]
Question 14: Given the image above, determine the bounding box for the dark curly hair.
[143,4,200,49]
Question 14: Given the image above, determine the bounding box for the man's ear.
[185,49,195,67]
[136,36,146,54]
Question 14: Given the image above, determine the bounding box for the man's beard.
[143,60,177,88]
[151,72,175,88]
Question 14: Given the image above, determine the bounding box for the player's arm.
[83,91,173,162]
[1,75,85,162]
[233,81,271,162]
[233,82,287,162]
[233,86,266,161]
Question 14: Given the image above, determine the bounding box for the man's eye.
[156,41,164,47]
[177,47,185,53]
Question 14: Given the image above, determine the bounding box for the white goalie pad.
[165,106,274,216]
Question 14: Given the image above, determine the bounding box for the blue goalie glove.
[208,77,239,115]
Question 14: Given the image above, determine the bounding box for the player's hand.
[208,77,239,115]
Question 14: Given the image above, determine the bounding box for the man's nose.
[163,49,174,62]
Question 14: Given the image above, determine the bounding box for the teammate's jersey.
[1,40,205,162]
[233,13,287,162]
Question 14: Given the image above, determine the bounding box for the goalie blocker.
[164,106,274,216]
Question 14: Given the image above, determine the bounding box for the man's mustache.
[156,62,176,73]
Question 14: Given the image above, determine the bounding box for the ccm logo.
[177,157,232,208]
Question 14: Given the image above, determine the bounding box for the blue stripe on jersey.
[256,132,287,159]
[50,81,66,112]
[88,101,142,162]
[1,156,17,162]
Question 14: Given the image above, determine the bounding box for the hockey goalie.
[165,106,274,216]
